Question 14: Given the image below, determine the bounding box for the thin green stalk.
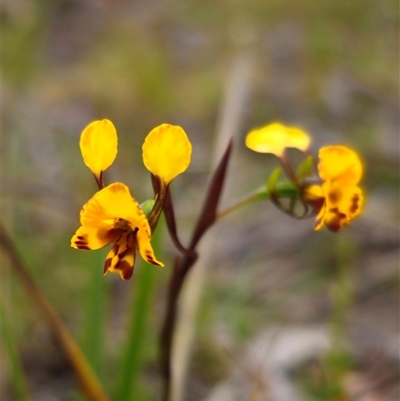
[217,183,299,220]
[0,303,30,401]
[331,234,355,345]
[84,250,108,376]
[323,234,356,398]
[117,223,163,400]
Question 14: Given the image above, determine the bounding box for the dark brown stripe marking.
[115,260,133,280]
[103,258,112,274]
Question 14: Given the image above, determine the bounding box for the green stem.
[217,183,299,220]
[331,235,354,346]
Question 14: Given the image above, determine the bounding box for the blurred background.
[2,0,399,400]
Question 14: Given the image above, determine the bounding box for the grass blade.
[116,222,163,400]
[0,303,30,401]
[84,250,108,376]
[1,223,111,401]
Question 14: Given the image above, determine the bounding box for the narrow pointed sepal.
[190,139,233,248]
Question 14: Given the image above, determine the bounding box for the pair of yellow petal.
[245,122,364,231]
[80,119,192,188]
[72,119,192,280]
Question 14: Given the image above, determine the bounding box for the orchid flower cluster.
[246,122,364,232]
[72,120,364,281]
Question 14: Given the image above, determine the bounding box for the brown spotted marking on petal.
[328,189,341,203]
[105,228,121,240]
[125,231,135,249]
[145,251,155,262]
[114,260,133,280]
[328,221,341,232]
[103,231,137,280]
[103,241,119,275]
[117,243,137,263]
[327,213,344,232]
[326,207,348,232]
[103,258,112,275]
[73,234,89,247]
[112,248,135,280]
[144,250,163,266]
[73,238,91,250]
[328,207,346,218]
[349,194,360,214]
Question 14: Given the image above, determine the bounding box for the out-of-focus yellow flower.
[142,124,192,185]
[80,119,118,182]
[71,182,163,280]
[303,146,364,232]
[245,122,311,157]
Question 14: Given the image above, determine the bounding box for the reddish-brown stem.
[159,253,197,401]
[279,150,298,186]
[94,171,104,190]
[159,140,233,401]
[148,177,168,233]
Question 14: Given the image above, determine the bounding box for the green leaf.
[140,199,156,219]
[275,183,300,199]
[295,156,314,180]
[266,167,282,194]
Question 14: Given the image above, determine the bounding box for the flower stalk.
[216,182,299,220]
[159,140,233,401]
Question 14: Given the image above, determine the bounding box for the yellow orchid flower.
[80,119,118,187]
[73,120,193,278]
[303,146,364,232]
[71,182,163,280]
[245,122,311,157]
[142,124,192,185]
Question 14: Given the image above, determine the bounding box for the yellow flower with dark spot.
[71,183,163,280]
[245,122,311,157]
[143,124,192,185]
[80,119,118,182]
[303,146,364,232]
